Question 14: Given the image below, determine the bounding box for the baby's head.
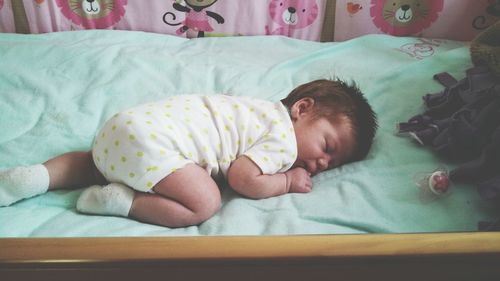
[282,79,377,173]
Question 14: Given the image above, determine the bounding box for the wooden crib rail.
[1,232,500,281]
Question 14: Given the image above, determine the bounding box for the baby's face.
[292,115,355,176]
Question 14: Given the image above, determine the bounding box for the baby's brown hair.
[281,79,378,162]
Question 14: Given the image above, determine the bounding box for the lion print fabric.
[334,0,499,41]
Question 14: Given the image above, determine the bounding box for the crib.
[1,1,499,280]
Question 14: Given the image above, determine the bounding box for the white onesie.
[92,95,297,192]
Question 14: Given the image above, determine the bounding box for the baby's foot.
[76,183,134,217]
[0,164,49,207]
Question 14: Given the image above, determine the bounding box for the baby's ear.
[292,97,315,118]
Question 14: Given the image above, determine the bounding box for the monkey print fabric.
[92,95,298,192]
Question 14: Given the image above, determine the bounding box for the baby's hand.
[285,167,312,194]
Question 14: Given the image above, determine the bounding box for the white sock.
[76,183,134,217]
[0,164,50,207]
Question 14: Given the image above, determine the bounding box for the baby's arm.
[227,156,312,199]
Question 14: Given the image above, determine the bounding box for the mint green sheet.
[0,30,498,237]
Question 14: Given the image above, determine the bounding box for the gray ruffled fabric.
[398,22,500,231]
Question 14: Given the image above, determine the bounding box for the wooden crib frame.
[1,232,500,280]
[2,1,499,280]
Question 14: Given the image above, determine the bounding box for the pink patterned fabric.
[370,0,443,36]
[334,0,500,41]
[55,0,128,29]
[184,9,213,32]
[0,0,326,41]
[2,0,495,42]
[266,0,320,37]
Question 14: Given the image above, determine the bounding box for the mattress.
[0,30,498,236]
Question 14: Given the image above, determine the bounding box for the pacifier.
[427,169,450,195]
[413,167,451,202]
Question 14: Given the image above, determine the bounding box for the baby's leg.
[77,164,221,227]
[44,151,107,190]
[0,151,106,206]
[130,164,221,227]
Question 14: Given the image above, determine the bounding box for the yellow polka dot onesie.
[92,95,297,192]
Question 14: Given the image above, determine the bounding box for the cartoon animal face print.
[56,0,127,29]
[185,0,217,9]
[269,0,319,29]
[382,0,432,27]
[68,0,116,19]
[370,0,443,36]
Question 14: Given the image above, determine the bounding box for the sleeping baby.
[0,79,377,227]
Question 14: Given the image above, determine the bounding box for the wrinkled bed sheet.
[0,30,498,237]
